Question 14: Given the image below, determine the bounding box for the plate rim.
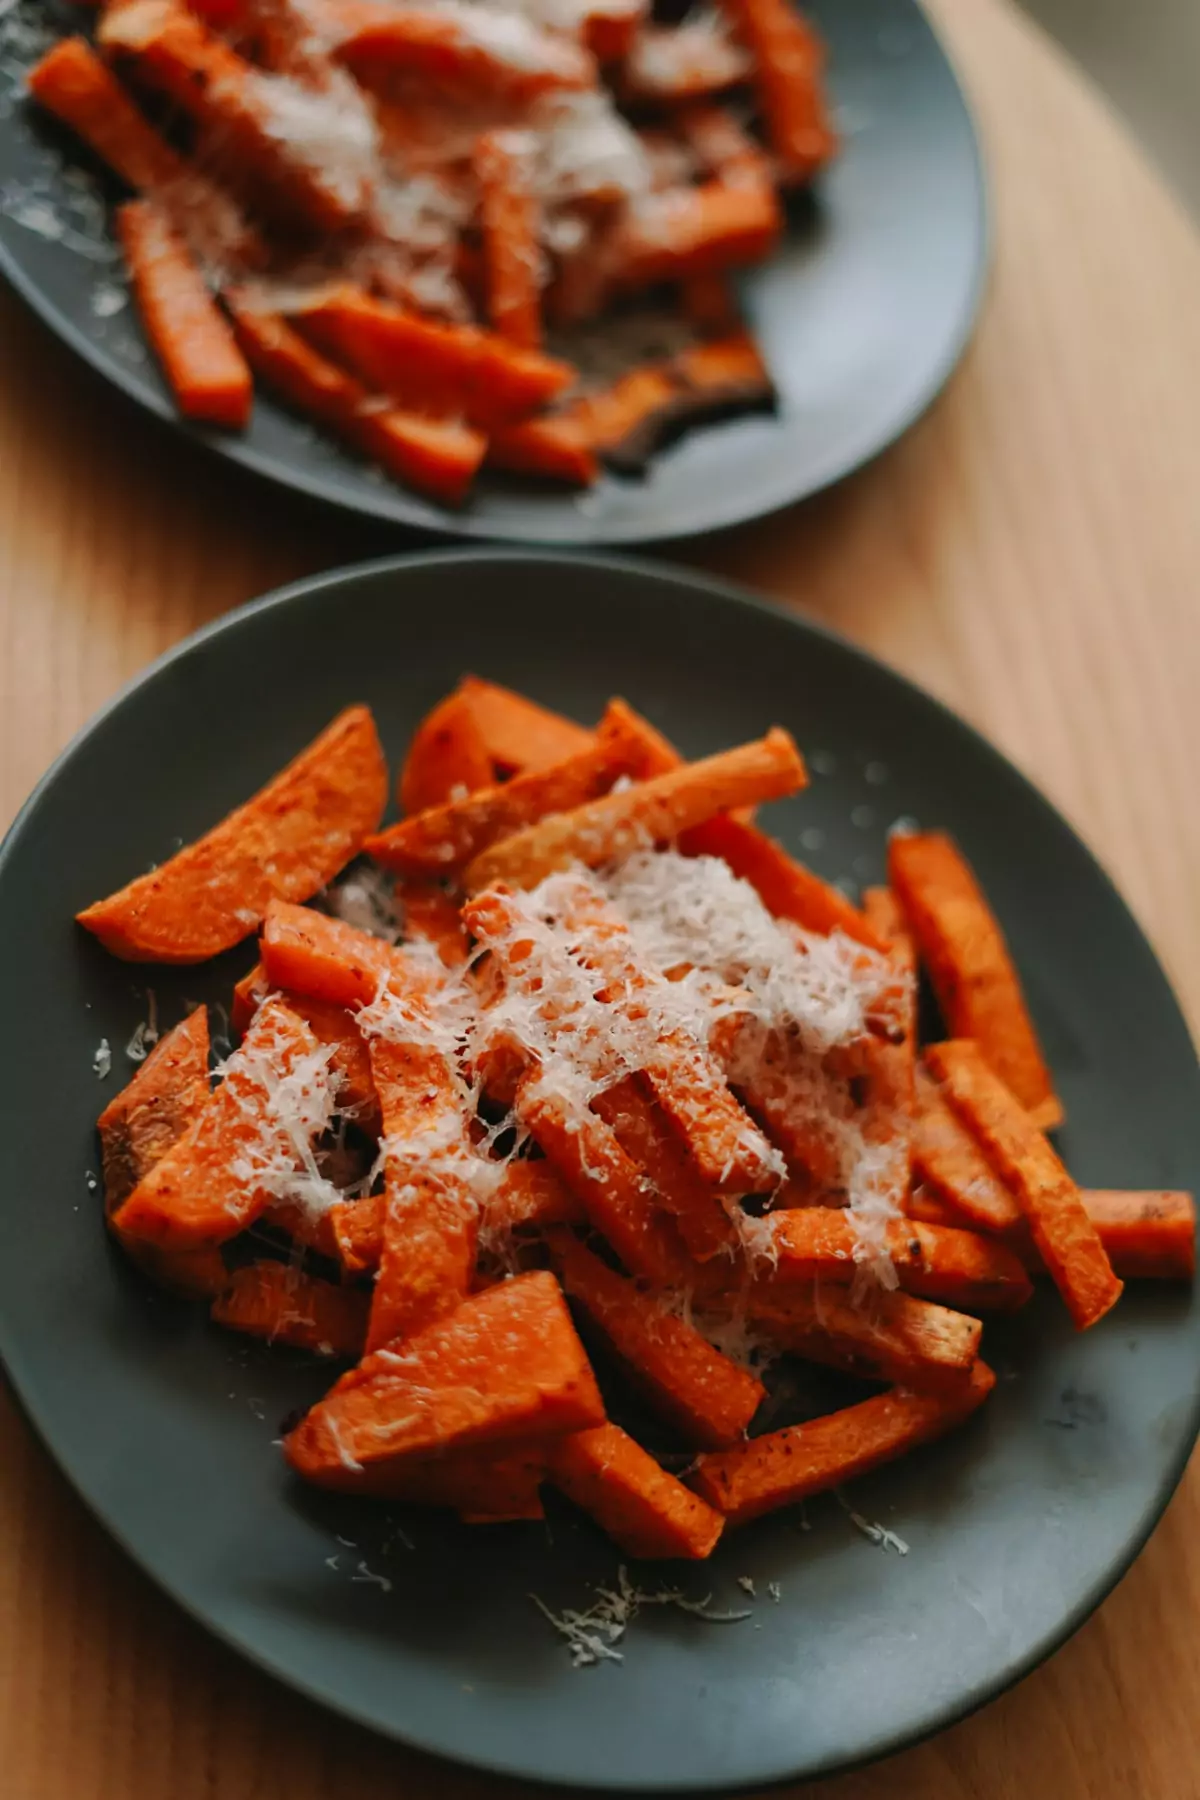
[0,0,990,547]
[1,546,1194,1792]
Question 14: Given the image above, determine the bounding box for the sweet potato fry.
[227,303,487,507]
[583,0,645,61]
[612,179,782,292]
[326,1193,385,1275]
[260,900,420,1010]
[682,813,889,952]
[367,704,643,877]
[756,1208,1033,1313]
[399,691,495,816]
[691,1361,995,1527]
[97,1005,226,1296]
[320,0,596,101]
[888,832,1061,1127]
[623,21,750,103]
[924,1040,1121,1330]
[474,129,543,350]
[487,414,600,487]
[908,1187,1196,1283]
[518,1084,696,1288]
[464,726,806,892]
[28,38,183,192]
[583,334,776,475]
[725,0,837,181]
[911,1064,1020,1233]
[593,1077,735,1261]
[546,1230,763,1447]
[78,707,387,964]
[294,287,574,429]
[117,201,252,430]
[548,1423,724,1558]
[455,677,595,775]
[231,970,379,1125]
[283,1271,606,1489]
[395,880,470,968]
[745,1283,983,1395]
[374,1448,547,1520]
[113,999,331,1250]
[212,1260,368,1355]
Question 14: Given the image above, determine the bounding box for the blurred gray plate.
[1,552,1194,1791]
[0,0,985,543]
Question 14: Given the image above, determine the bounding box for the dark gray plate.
[0,0,985,544]
[0,552,1196,1791]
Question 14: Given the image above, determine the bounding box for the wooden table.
[2,0,1199,1792]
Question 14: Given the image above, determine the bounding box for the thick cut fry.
[28,38,183,191]
[260,901,420,1010]
[464,727,806,892]
[519,1085,696,1288]
[227,304,487,507]
[682,813,889,953]
[613,179,782,292]
[395,880,470,967]
[546,1230,763,1447]
[725,0,837,181]
[294,288,574,429]
[888,832,1061,1127]
[212,1261,368,1356]
[487,414,600,487]
[78,707,387,963]
[691,1361,995,1526]
[745,1283,982,1395]
[593,1077,734,1261]
[113,999,329,1250]
[363,1024,480,1350]
[283,1272,606,1489]
[456,677,594,775]
[911,1065,1020,1232]
[475,129,543,349]
[100,0,371,230]
[582,334,776,475]
[321,0,596,100]
[117,202,252,430]
[756,1208,1033,1313]
[907,1188,1196,1283]
[97,1006,226,1296]
[584,0,645,61]
[924,1041,1121,1330]
[550,875,781,1195]
[548,1424,724,1559]
[680,104,771,184]
[373,1448,546,1519]
[400,691,495,816]
[367,705,642,875]
[230,966,380,1125]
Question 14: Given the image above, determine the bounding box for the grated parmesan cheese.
[531,1565,752,1667]
[93,1039,112,1080]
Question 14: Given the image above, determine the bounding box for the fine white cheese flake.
[93,1039,112,1080]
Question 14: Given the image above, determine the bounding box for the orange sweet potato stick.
[28,38,186,192]
[362,1024,480,1351]
[399,691,495,816]
[116,201,252,430]
[283,1271,606,1490]
[888,832,1062,1129]
[583,0,646,61]
[77,706,387,963]
[611,179,782,292]
[97,1006,227,1296]
[99,0,371,231]
[548,1423,724,1559]
[113,998,332,1249]
[907,1188,1196,1283]
[924,1040,1122,1330]
[366,705,645,876]
[549,874,783,1195]
[691,1361,995,1526]
[227,304,486,508]
[546,1230,763,1447]
[230,966,380,1125]
[755,1208,1034,1313]
[395,880,471,967]
[724,0,838,182]
[486,414,600,487]
[212,1261,368,1356]
[911,1064,1021,1233]
[593,1076,735,1261]
[474,129,543,350]
[371,1448,547,1520]
[293,287,574,429]
[463,727,807,892]
[319,0,597,100]
[744,1283,983,1395]
[518,1084,697,1288]
[260,901,420,1011]
[454,677,595,775]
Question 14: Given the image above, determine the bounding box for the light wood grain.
[2,0,1199,1794]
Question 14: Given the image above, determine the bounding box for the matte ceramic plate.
[1,552,1196,1791]
[0,0,985,544]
